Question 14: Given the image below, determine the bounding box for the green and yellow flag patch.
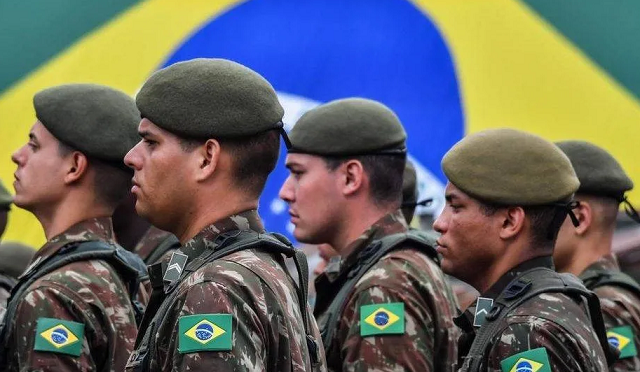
[360,302,404,336]
[500,347,551,372]
[608,325,637,359]
[34,318,84,356]
[178,314,232,353]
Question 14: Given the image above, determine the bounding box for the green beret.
[0,241,36,279]
[556,140,633,200]
[0,180,12,209]
[442,129,579,206]
[402,160,418,205]
[288,98,406,156]
[34,84,140,163]
[136,58,284,138]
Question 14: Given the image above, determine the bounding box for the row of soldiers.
[0,57,639,372]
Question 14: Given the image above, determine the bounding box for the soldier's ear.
[194,138,221,182]
[499,206,526,240]
[341,159,365,197]
[63,151,89,185]
[573,200,592,236]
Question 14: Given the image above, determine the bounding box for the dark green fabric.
[0,181,12,208]
[442,128,579,205]
[34,83,140,162]
[0,241,35,279]
[556,140,632,200]
[288,98,406,156]
[136,58,284,139]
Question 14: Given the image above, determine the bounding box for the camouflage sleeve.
[484,318,607,372]
[172,280,267,371]
[11,281,106,371]
[339,285,435,372]
[596,286,640,371]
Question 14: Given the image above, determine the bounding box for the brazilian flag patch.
[608,325,637,359]
[34,318,84,356]
[360,302,404,336]
[178,314,232,353]
[500,347,551,372]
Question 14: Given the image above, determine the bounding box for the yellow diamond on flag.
[364,307,400,331]
[607,330,631,351]
[185,319,226,345]
[508,357,544,372]
[40,324,80,349]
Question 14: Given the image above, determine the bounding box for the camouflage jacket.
[0,273,15,322]
[581,254,640,371]
[126,209,326,372]
[2,217,139,372]
[133,226,179,265]
[314,210,460,372]
[456,256,608,372]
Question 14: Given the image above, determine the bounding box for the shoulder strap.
[580,268,640,299]
[144,234,181,265]
[464,268,617,370]
[320,231,439,353]
[130,230,318,372]
[0,240,148,365]
[0,274,16,292]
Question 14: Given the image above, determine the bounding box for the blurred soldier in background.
[0,84,147,371]
[281,98,459,371]
[0,241,35,320]
[555,140,640,371]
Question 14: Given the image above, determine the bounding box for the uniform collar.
[180,209,265,260]
[582,253,620,273]
[482,255,554,299]
[33,216,116,264]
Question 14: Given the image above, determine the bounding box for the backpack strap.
[319,231,439,354]
[0,240,148,365]
[463,267,617,370]
[580,268,640,299]
[129,230,319,372]
[0,274,16,293]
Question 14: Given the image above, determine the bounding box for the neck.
[35,196,112,240]
[176,192,258,244]
[332,203,394,258]
[474,241,551,294]
[561,233,613,276]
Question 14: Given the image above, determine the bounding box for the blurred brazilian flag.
[1,0,639,248]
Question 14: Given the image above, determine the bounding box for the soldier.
[0,84,147,371]
[280,98,460,371]
[0,180,11,241]
[435,128,613,371]
[124,58,325,372]
[554,140,640,371]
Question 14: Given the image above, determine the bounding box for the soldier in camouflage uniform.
[554,140,640,371]
[1,84,144,371]
[434,129,611,371]
[124,58,325,372]
[280,98,460,372]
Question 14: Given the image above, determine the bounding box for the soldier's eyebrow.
[445,194,457,203]
[285,161,301,170]
[138,130,153,138]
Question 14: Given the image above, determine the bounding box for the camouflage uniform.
[0,274,14,321]
[314,210,460,372]
[456,256,608,371]
[1,217,139,371]
[581,254,640,371]
[127,210,326,372]
[133,226,179,264]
